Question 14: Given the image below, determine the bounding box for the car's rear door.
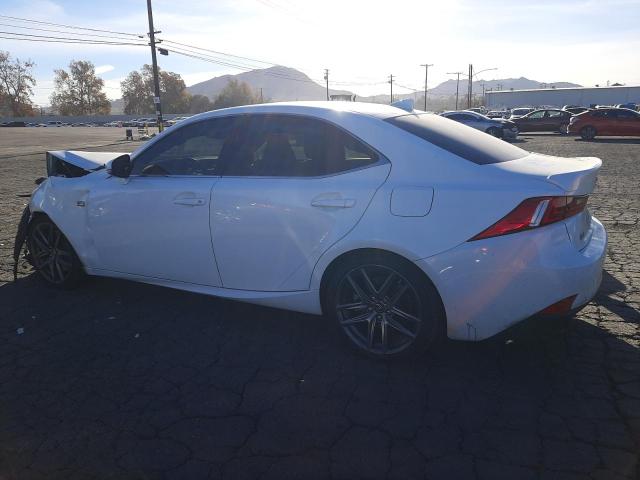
[87,116,240,286]
[210,114,390,291]
[615,109,640,135]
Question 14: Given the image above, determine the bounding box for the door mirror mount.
[110,154,132,178]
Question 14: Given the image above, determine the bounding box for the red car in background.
[568,108,640,140]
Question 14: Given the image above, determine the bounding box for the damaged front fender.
[13,205,32,281]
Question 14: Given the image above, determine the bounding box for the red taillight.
[539,295,577,315]
[470,196,588,241]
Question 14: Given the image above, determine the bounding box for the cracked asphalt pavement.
[0,128,638,479]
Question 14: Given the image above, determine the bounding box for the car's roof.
[189,101,410,121]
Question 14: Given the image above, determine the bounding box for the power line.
[0,21,146,41]
[164,46,322,84]
[0,14,142,37]
[159,38,277,66]
[0,34,145,46]
[0,30,147,44]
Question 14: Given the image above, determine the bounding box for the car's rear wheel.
[580,126,597,140]
[558,124,568,134]
[27,216,83,288]
[323,253,444,359]
[486,126,502,138]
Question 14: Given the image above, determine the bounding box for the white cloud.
[95,65,115,75]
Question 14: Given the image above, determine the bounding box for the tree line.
[0,49,262,117]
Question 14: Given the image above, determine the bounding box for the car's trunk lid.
[492,152,601,196]
[491,152,601,250]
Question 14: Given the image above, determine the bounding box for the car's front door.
[87,117,240,286]
[210,114,390,291]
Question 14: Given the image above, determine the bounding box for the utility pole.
[420,63,433,111]
[324,69,329,100]
[388,74,394,103]
[447,72,463,110]
[467,64,473,108]
[146,0,163,132]
[260,88,263,103]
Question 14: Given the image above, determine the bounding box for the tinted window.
[223,115,378,177]
[528,111,546,119]
[547,110,564,118]
[616,109,639,118]
[386,113,528,165]
[132,117,239,175]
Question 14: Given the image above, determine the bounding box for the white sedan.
[18,101,606,358]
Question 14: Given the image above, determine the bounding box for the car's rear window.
[385,113,528,165]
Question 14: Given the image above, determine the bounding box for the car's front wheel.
[27,216,84,288]
[323,253,444,359]
[580,126,597,140]
[486,126,502,138]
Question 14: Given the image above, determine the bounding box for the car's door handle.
[311,198,356,208]
[173,197,206,206]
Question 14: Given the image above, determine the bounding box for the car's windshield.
[386,113,528,165]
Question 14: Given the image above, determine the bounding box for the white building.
[485,85,640,109]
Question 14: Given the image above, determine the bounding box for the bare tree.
[0,50,36,116]
[50,60,110,115]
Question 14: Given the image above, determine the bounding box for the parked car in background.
[508,107,534,119]
[486,110,506,119]
[440,110,518,139]
[568,107,640,140]
[615,103,639,111]
[18,102,605,358]
[512,109,573,133]
[3,121,27,127]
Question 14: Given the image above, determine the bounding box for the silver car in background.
[440,110,519,140]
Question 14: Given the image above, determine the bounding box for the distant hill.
[109,70,582,112]
[187,66,352,102]
[427,77,582,96]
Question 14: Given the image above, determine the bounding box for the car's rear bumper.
[415,216,607,341]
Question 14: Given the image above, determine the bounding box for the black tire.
[323,252,445,359]
[580,126,597,140]
[27,216,84,288]
[486,126,502,138]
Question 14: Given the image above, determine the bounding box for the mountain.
[187,66,352,102]
[427,77,582,96]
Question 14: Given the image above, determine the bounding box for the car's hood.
[47,150,127,171]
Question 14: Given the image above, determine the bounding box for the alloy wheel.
[335,264,423,355]
[29,221,75,284]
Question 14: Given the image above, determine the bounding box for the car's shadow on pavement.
[0,274,637,479]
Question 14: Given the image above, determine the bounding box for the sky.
[2,0,640,105]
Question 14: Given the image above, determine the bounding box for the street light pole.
[324,69,329,101]
[420,63,433,111]
[388,74,394,103]
[447,72,463,110]
[146,0,163,132]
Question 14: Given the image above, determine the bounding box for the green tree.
[121,65,191,114]
[50,60,110,115]
[212,79,260,109]
[0,51,36,116]
[188,94,213,114]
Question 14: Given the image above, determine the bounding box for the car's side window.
[223,114,378,177]
[616,109,637,119]
[529,111,546,119]
[131,117,239,176]
[548,110,563,118]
